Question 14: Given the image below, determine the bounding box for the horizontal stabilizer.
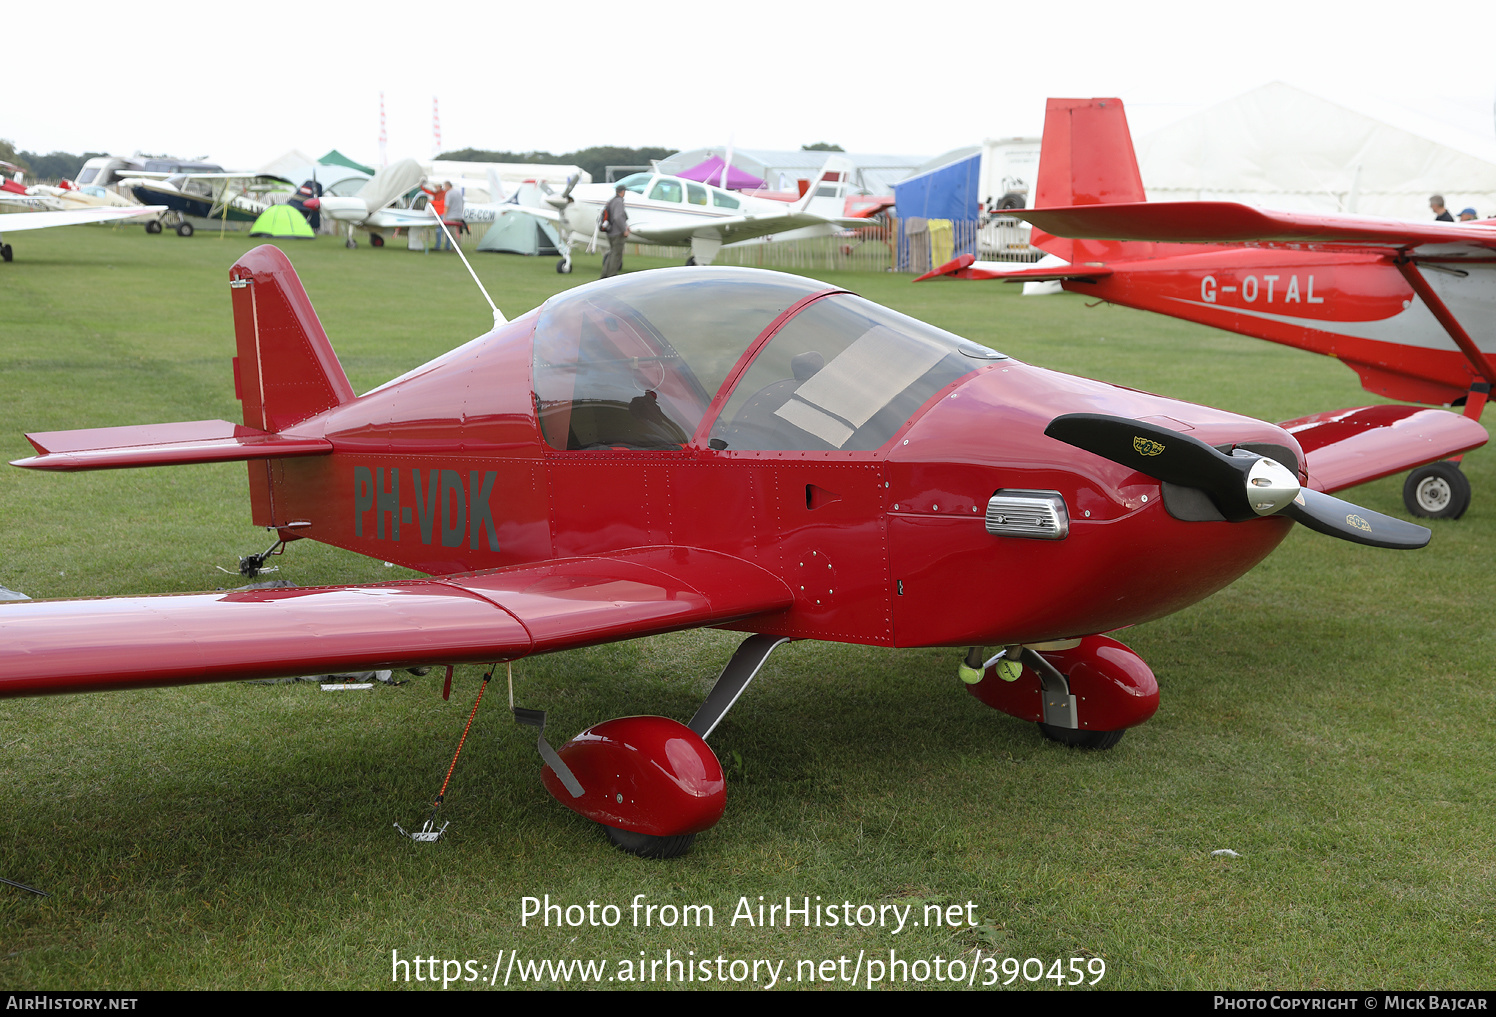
[915,253,1112,283]
[0,547,793,698]
[13,419,332,472]
[1279,406,1488,493]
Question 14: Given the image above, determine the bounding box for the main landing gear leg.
[688,634,792,739]
[533,634,790,859]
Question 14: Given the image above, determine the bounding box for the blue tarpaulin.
[893,153,981,221]
[894,153,981,269]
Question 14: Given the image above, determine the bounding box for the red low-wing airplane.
[2,248,1485,857]
[918,97,1496,521]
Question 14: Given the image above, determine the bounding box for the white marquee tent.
[1136,82,1496,220]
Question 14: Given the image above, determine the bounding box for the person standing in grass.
[601,183,629,278]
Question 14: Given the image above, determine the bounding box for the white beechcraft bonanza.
[0,205,168,262]
[478,155,875,273]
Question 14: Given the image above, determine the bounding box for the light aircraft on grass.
[119,162,290,237]
[486,155,878,273]
[0,177,142,214]
[1,249,1483,857]
[313,159,438,248]
[0,204,169,262]
[919,96,1496,521]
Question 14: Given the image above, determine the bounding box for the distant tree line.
[439,143,847,181]
[438,146,676,184]
[0,141,107,183]
[2,139,848,187]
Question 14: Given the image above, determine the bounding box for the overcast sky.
[8,0,1495,169]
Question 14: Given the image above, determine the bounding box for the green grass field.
[1,225,1493,990]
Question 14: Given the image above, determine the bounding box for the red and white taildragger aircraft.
[919,97,1496,519]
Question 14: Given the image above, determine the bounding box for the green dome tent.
[250,204,315,239]
[478,212,561,255]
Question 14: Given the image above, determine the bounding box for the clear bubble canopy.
[533,267,1005,452]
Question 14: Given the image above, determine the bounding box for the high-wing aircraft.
[2,248,1483,857]
[482,156,876,273]
[119,163,288,237]
[0,204,169,262]
[918,97,1496,520]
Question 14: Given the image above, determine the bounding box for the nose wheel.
[1038,724,1126,749]
[963,637,1158,748]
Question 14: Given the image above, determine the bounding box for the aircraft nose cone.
[1242,453,1299,515]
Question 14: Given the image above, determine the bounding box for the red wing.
[1017,202,1496,257]
[1279,406,1489,493]
[0,547,792,698]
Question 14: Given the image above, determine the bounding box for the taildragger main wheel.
[556,259,572,274]
[604,826,696,859]
[1403,461,1471,519]
[176,222,194,237]
[539,716,725,860]
[370,233,385,248]
[145,220,162,234]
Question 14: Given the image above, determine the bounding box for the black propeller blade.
[1281,488,1430,549]
[1045,413,1263,521]
[1046,412,1431,549]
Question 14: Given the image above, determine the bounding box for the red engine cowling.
[965,634,1159,732]
[540,716,726,837]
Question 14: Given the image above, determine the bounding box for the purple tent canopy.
[676,156,765,190]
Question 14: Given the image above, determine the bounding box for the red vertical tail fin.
[1033,97,1156,263]
[228,245,354,528]
[229,245,354,434]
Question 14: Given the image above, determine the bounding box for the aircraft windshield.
[615,173,651,195]
[710,294,1005,451]
[532,268,826,451]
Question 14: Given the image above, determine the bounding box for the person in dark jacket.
[1430,195,1454,222]
[601,183,629,278]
